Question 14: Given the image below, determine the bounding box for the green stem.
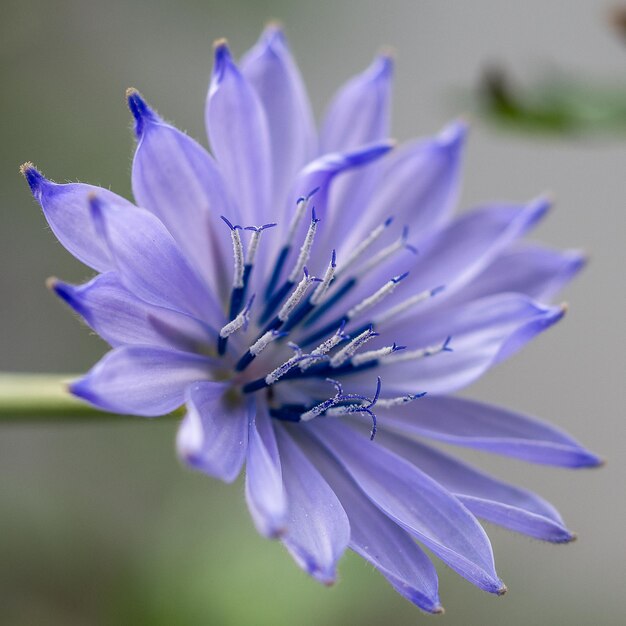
[0,373,181,422]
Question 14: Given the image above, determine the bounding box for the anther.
[350,342,406,366]
[264,187,319,301]
[221,216,245,289]
[347,272,409,320]
[265,342,325,386]
[219,295,255,339]
[335,216,394,277]
[381,335,452,365]
[375,392,427,408]
[288,208,320,283]
[235,329,287,372]
[330,325,379,368]
[299,321,349,371]
[374,285,445,326]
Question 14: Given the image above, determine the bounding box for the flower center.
[215,190,450,439]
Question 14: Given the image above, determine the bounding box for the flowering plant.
[22,25,600,613]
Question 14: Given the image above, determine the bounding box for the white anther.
[330,327,378,368]
[355,227,413,277]
[288,213,319,283]
[347,274,407,321]
[351,344,401,366]
[299,326,346,370]
[286,194,314,243]
[336,218,392,277]
[249,329,282,356]
[278,270,317,322]
[310,251,337,305]
[374,286,442,326]
[374,393,425,408]
[219,304,252,338]
[227,226,245,288]
[381,337,451,365]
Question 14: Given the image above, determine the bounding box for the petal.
[345,294,565,395]
[90,196,223,327]
[311,420,504,594]
[177,381,250,483]
[50,272,214,350]
[241,25,316,206]
[376,429,575,542]
[379,198,552,323]
[21,163,134,272]
[263,141,394,280]
[245,401,287,537]
[70,346,216,416]
[320,54,393,153]
[341,121,466,254]
[128,90,233,298]
[206,41,272,225]
[275,424,350,585]
[379,395,602,468]
[297,429,442,613]
[447,243,587,305]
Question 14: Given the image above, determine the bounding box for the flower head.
[22,25,601,613]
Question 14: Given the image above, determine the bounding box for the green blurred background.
[1,1,625,624]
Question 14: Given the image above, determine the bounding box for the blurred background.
[1,0,625,624]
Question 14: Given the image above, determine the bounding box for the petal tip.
[497,583,508,596]
[438,119,469,151]
[213,38,232,76]
[20,162,46,196]
[430,604,445,615]
[126,88,156,137]
[45,276,60,292]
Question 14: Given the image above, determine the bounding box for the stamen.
[264,342,326,386]
[300,272,409,347]
[262,268,321,333]
[350,342,406,366]
[244,223,277,267]
[221,216,244,289]
[335,217,394,277]
[299,321,349,371]
[235,328,287,372]
[310,249,337,305]
[288,208,320,283]
[280,250,337,332]
[264,187,319,301]
[347,271,409,320]
[219,295,255,338]
[374,285,445,326]
[375,392,426,408]
[330,325,379,368]
[380,335,452,365]
[355,225,417,278]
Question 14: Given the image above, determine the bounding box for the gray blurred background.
[1,0,624,624]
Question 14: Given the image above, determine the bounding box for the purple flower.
[22,25,600,613]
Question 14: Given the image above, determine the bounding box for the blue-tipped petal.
[321,52,394,153]
[88,195,224,327]
[242,24,316,205]
[342,121,467,255]
[449,243,588,304]
[50,272,214,350]
[346,294,567,396]
[378,394,602,468]
[206,39,272,225]
[20,163,134,272]
[177,381,250,483]
[377,430,576,543]
[129,91,234,299]
[245,402,287,538]
[311,420,505,595]
[70,346,215,416]
[275,424,350,586]
[126,88,159,137]
[298,429,442,613]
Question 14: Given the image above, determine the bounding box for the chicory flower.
[21,25,601,613]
